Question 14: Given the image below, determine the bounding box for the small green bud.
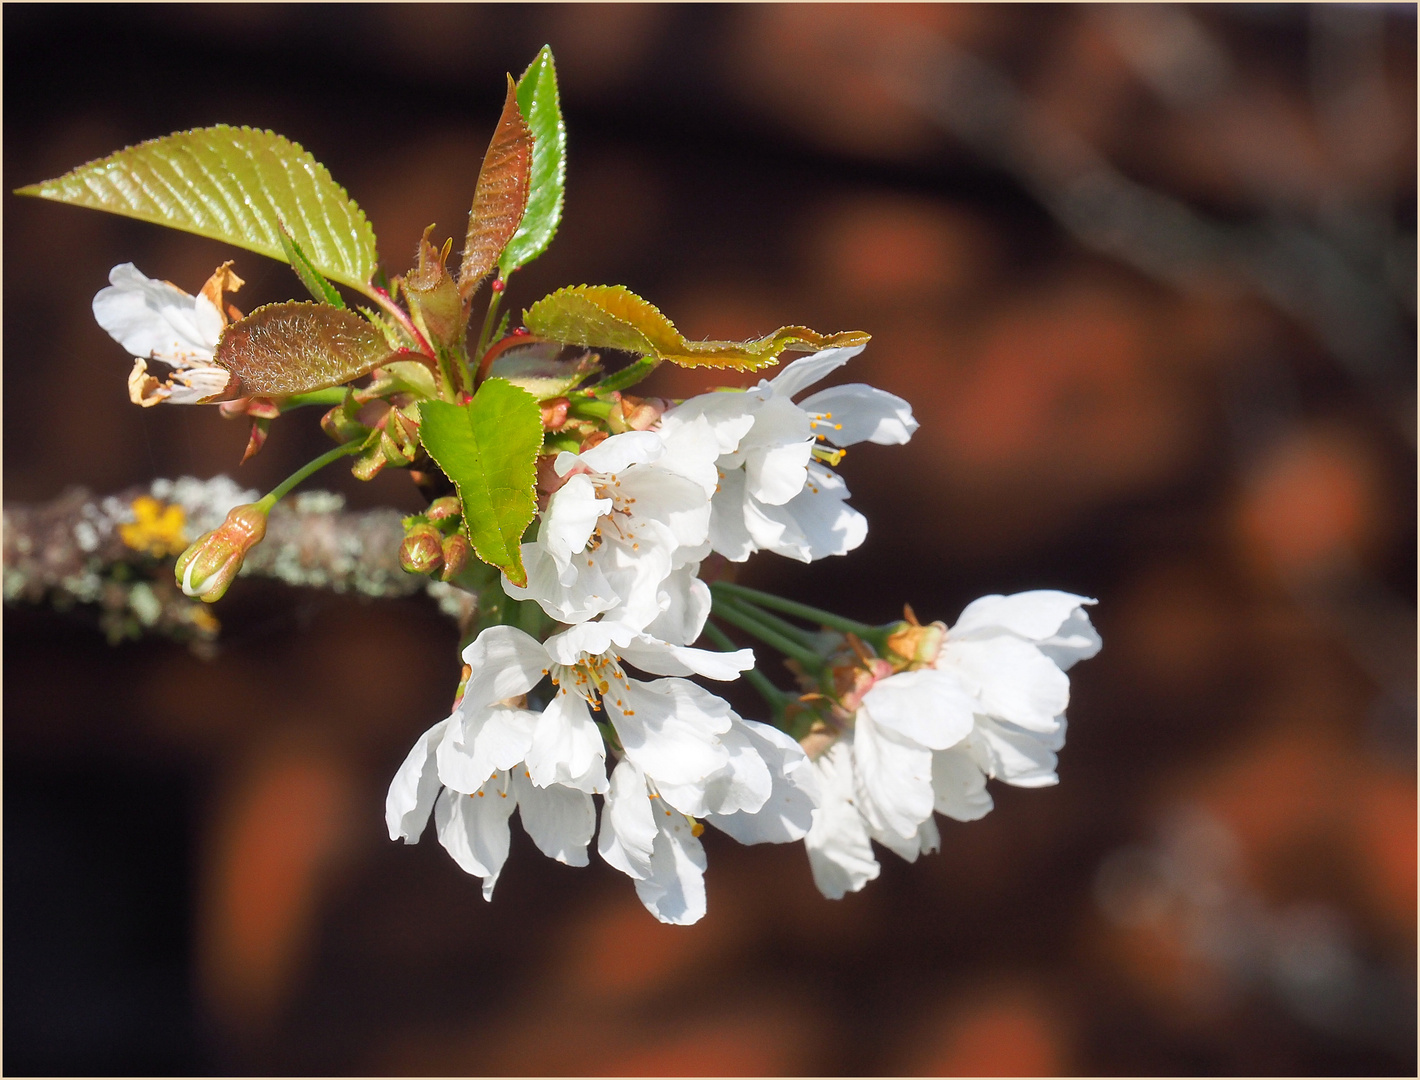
[426,496,462,522]
[439,532,471,581]
[400,522,444,575]
[174,504,268,603]
[321,403,368,444]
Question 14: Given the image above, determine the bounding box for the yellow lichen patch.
[119,496,188,557]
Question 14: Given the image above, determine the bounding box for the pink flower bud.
[174,504,268,602]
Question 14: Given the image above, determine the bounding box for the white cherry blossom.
[385,625,607,898]
[801,591,1100,899]
[502,424,720,631]
[597,713,819,924]
[93,262,241,406]
[928,590,1101,813]
[659,344,917,563]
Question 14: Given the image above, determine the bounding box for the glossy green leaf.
[418,379,542,587]
[459,77,533,298]
[215,302,394,396]
[16,126,379,292]
[278,223,346,308]
[524,284,872,370]
[499,46,566,277]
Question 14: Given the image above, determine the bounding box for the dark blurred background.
[5,4,1415,1075]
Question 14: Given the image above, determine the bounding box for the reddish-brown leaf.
[215,303,395,397]
[459,76,534,299]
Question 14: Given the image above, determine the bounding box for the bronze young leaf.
[459,76,534,301]
[215,303,397,397]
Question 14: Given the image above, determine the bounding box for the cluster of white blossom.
[91,263,1102,926]
[385,345,1100,923]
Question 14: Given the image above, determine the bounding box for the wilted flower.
[93,262,242,406]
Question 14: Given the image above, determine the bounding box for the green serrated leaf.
[215,302,394,396]
[418,379,542,587]
[278,223,346,307]
[17,126,379,292]
[499,46,566,277]
[524,284,873,371]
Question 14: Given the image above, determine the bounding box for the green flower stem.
[714,590,826,651]
[473,286,505,376]
[255,441,362,512]
[711,581,890,647]
[595,354,661,394]
[282,388,349,410]
[569,398,614,420]
[710,594,825,672]
[703,620,792,725]
[371,285,436,360]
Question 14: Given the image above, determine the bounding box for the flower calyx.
[883,613,947,671]
[174,503,268,602]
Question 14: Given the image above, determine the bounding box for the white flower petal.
[541,474,610,574]
[745,437,814,506]
[971,717,1064,788]
[609,677,732,788]
[633,810,708,925]
[434,781,516,900]
[597,759,658,880]
[385,717,450,842]
[803,740,881,899]
[460,625,552,708]
[766,344,865,399]
[618,634,756,682]
[752,465,867,562]
[511,770,595,866]
[657,715,772,818]
[653,413,724,496]
[797,384,918,446]
[528,690,608,793]
[92,263,217,366]
[708,467,757,562]
[852,710,936,841]
[931,747,994,821]
[662,390,762,456]
[869,814,941,863]
[503,543,618,624]
[644,565,711,646]
[544,620,638,665]
[860,668,975,750]
[570,429,663,475]
[950,590,1096,643]
[941,636,1070,732]
[1038,609,1103,671]
[439,706,536,793]
[708,720,819,844]
[618,465,711,551]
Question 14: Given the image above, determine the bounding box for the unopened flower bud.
[540,397,570,430]
[174,503,268,602]
[400,522,444,575]
[426,496,462,522]
[607,393,669,433]
[439,532,471,581]
[885,618,946,669]
[321,404,368,444]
